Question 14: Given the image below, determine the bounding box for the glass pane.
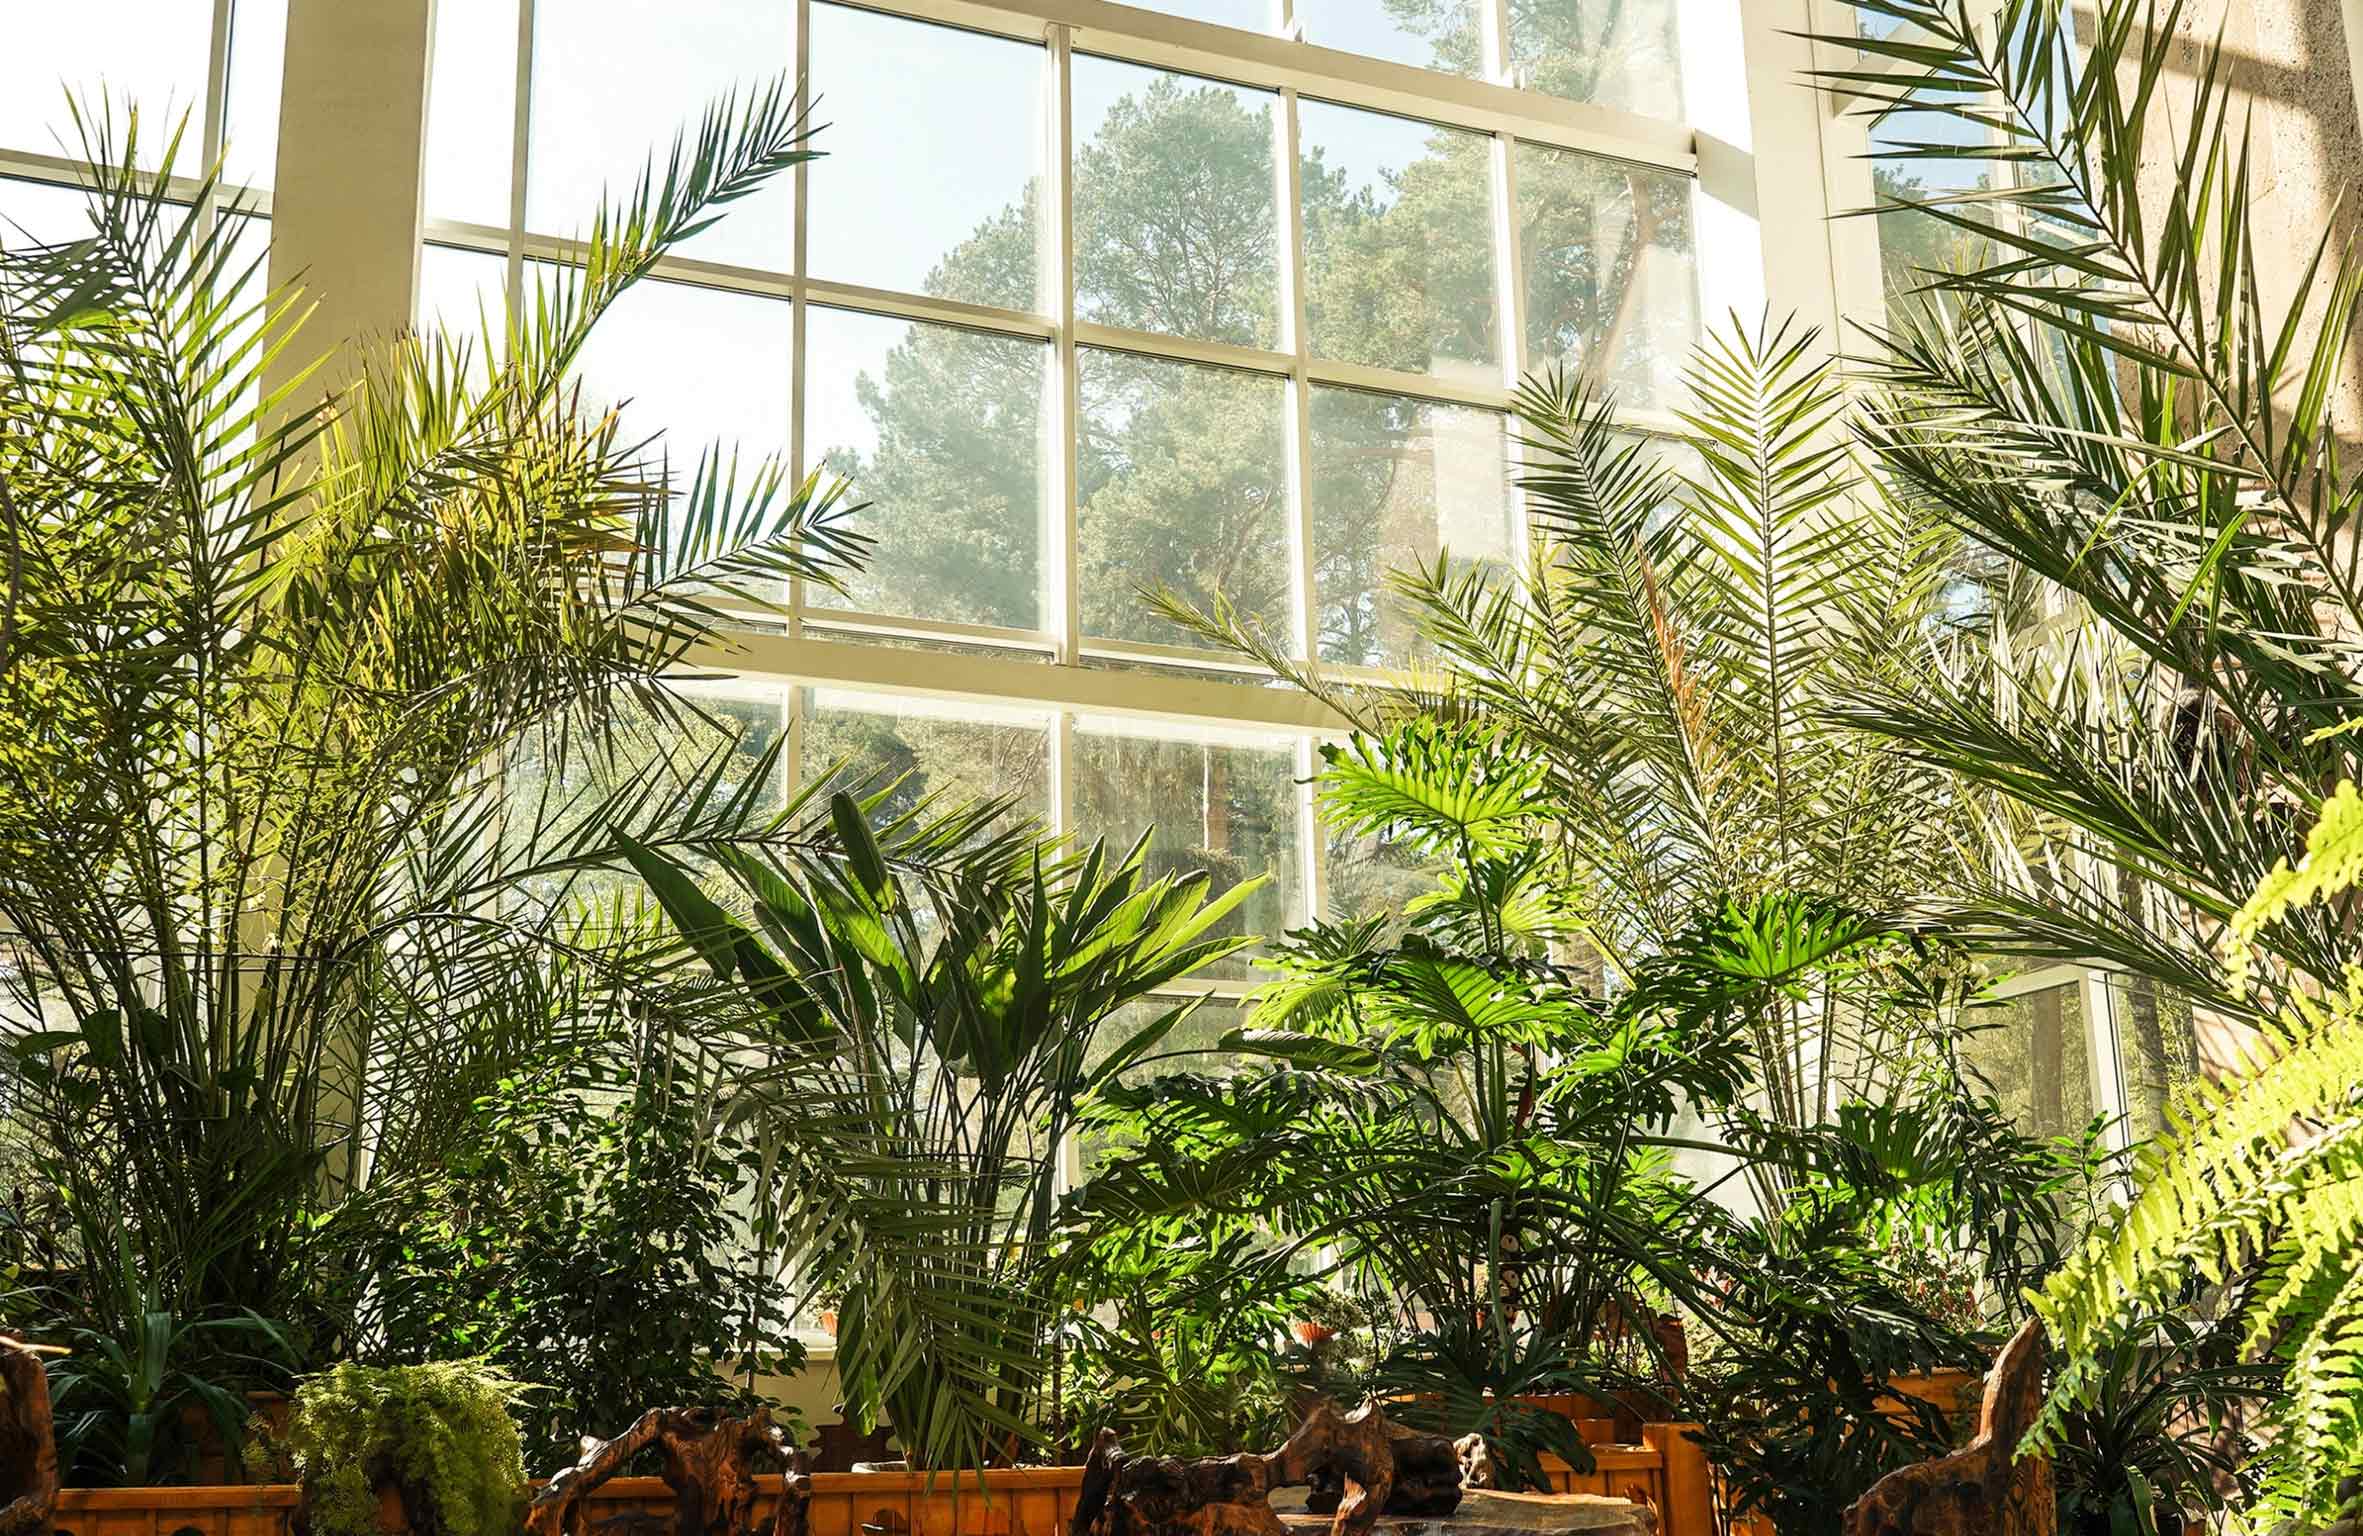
[568,272,792,481]
[1507,0,1682,118]
[5,0,215,167]
[1326,815,1437,930]
[1517,143,1697,408]
[807,6,1044,313]
[1294,0,1482,78]
[1298,100,1496,382]
[1871,104,1998,301]
[1079,996,1252,1174]
[1073,58,1281,350]
[1077,348,1290,647]
[2105,976,2203,1146]
[800,688,1050,833]
[417,244,508,340]
[1310,388,1513,668]
[528,0,794,269]
[503,683,787,912]
[221,0,287,189]
[425,0,518,226]
[804,306,1048,632]
[1962,981,2097,1142]
[0,178,96,248]
[1071,719,1301,978]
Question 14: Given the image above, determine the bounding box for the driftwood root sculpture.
[0,1338,59,1536]
[1071,1400,1462,1536]
[526,1407,806,1536]
[1841,1319,2056,1536]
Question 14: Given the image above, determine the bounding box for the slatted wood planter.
[51,1468,1088,1536]
[51,1426,1720,1536]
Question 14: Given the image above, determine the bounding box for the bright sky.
[5,0,284,182]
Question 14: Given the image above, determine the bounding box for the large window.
[404,0,1709,989]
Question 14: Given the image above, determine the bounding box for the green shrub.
[285,1362,529,1536]
[370,1044,803,1467]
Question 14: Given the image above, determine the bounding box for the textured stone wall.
[2083,0,2363,434]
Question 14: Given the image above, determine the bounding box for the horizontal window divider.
[799,604,1057,649]
[820,0,1697,173]
[508,227,804,300]
[421,218,515,254]
[0,146,270,215]
[805,277,1056,339]
[692,630,1347,731]
[1073,319,1291,377]
[1078,635,1283,677]
[1302,356,1512,411]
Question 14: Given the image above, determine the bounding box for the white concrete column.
[263,0,433,408]
[1697,0,1879,351]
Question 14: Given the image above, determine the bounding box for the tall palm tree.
[0,89,865,1359]
[1160,315,1996,1137]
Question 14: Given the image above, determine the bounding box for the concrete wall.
[2090,0,2363,438]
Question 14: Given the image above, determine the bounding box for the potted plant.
[618,796,1260,1475]
[279,1362,529,1536]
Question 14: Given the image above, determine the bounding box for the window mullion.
[506,0,535,311]
[789,0,813,643]
[1277,87,1317,669]
[1048,23,1083,668]
[199,0,233,226]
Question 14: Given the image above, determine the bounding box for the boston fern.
[2031,785,2363,1528]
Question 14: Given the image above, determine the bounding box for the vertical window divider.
[1296,733,1327,924]
[1490,131,1530,565]
[198,0,233,234]
[1047,24,1083,670]
[1276,86,1323,926]
[505,0,535,313]
[788,0,813,644]
[1276,87,1318,671]
[1478,0,1511,85]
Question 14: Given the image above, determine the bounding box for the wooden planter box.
[48,1424,1725,1536]
[51,1467,1090,1536]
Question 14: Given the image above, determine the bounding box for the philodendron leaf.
[1217,1026,1383,1075]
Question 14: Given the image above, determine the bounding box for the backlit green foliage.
[2031,781,2363,1527]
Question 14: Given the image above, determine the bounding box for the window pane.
[1871,104,1998,303]
[417,244,508,339]
[528,0,794,269]
[503,682,787,912]
[5,1,214,167]
[568,272,792,480]
[1074,58,1280,350]
[1071,719,1301,977]
[1962,981,2097,1142]
[426,0,518,225]
[1326,815,1437,929]
[804,306,1048,632]
[807,7,1043,312]
[1507,0,1682,118]
[1079,995,1252,1175]
[1518,143,1697,408]
[2105,975,2203,1146]
[1310,388,1512,668]
[1,179,96,247]
[1077,349,1290,647]
[219,0,287,189]
[1294,0,1482,78]
[1299,101,1496,382]
[800,688,1050,832]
